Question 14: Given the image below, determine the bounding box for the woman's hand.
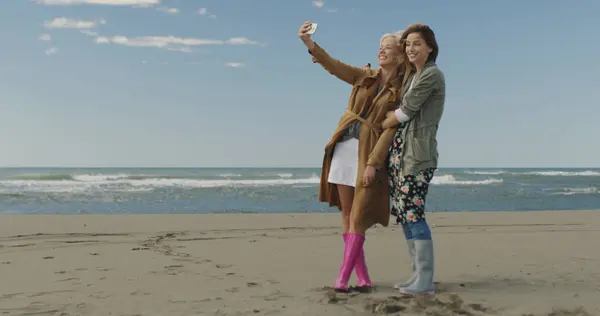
[298,21,315,49]
[362,165,377,187]
[381,111,400,129]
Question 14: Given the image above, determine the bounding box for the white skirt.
[327,138,359,187]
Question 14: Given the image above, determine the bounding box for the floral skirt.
[387,123,436,225]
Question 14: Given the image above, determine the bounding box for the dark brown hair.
[401,24,439,64]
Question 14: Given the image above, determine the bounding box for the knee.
[407,220,432,240]
[341,210,351,223]
[349,216,367,234]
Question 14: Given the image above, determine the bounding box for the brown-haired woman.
[381,23,446,296]
[298,21,409,293]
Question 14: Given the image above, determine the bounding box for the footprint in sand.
[164,264,185,275]
[1,293,23,299]
[215,264,233,269]
[364,294,496,316]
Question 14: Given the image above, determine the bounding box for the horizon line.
[0,166,599,169]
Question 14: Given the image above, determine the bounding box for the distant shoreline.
[1,166,599,169]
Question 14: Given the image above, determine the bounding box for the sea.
[0,168,599,214]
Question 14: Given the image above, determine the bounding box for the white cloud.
[45,47,58,55]
[312,1,336,12]
[225,62,244,68]
[94,35,261,52]
[36,0,159,6]
[167,46,192,53]
[44,17,106,29]
[157,7,178,14]
[39,34,51,41]
[80,30,98,36]
[197,7,216,18]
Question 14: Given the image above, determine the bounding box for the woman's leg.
[348,209,372,290]
[334,183,360,292]
[387,126,418,289]
[337,184,354,234]
[335,219,368,292]
[396,168,436,295]
[334,188,373,292]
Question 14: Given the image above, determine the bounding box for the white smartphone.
[308,23,318,35]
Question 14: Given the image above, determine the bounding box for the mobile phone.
[308,23,318,35]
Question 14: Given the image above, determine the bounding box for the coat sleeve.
[308,42,367,85]
[366,127,396,169]
[396,66,443,119]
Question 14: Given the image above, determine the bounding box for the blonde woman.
[298,22,409,292]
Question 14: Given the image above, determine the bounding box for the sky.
[0,0,599,168]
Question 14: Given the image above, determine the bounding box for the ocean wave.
[11,173,176,182]
[0,174,322,194]
[550,187,599,196]
[465,171,506,175]
[431,175,503,185]
[524,170,600,177]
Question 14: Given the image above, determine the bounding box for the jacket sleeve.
[396,67,442,119]
[308,42,366,85]
[366,127,396,169]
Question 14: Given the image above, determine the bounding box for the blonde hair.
[380,30,404,50]
[379,30,405,67]
[381,30,412,85]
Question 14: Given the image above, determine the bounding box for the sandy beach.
[0,211,598,316]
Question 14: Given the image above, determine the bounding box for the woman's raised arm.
[298,21,367,85]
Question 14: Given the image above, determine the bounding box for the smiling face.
[377,35,402,68]
[405,32,433,68]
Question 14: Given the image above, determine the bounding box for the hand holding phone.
[308,23,318,35]
[299,21,317,40]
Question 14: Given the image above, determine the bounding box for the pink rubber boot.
[335,233,365,292]
[343,233,372,288]
[355,239,372,288]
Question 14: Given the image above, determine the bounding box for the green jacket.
[398,61,446,176]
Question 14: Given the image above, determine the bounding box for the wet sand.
[0,211,598,315]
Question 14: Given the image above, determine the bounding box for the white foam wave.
[525,171,600,176]
[72,173,130,182]
[0,175,321,193]
[431,175,503,185]
[551,187,599,196]
[465,171,506,175]
[218,173,242,177]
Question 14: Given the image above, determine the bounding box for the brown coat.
[308,42,407,230]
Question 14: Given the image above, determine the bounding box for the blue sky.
[1,0,598,168]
